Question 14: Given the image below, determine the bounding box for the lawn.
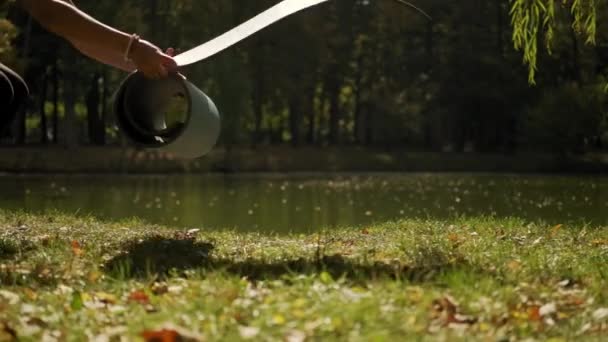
[0,211,607,341]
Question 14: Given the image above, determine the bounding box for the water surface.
[1,173,606,232]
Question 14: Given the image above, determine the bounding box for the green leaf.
[71,291,84,311]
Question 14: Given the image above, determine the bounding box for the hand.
[130,39,178,79]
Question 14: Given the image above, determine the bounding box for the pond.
[1,173,606,233]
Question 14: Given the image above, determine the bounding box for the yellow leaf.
[95,292,117,305]
[507,260,521,272]
[550,224,562,237]
[23,288,38,300]
[272,314,286,325]
[87,271,102,283]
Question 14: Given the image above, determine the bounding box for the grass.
[0,211,607,341]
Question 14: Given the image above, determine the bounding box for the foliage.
[0,0,607,155]
[0,18,17,63]
[522,82,606,152]
[510,0,598,84]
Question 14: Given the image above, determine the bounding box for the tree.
[510,0,599,84]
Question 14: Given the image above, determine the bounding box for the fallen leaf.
[71,240,84,257]
[550,224,563,237]
[431,295,476,326]
[87,270,102,283]
[286,329,306,342]
[433,295,458,316]
[539,302,557,317]
[506,260,521,272]
[141,329,180,342]
[141,325,201,342]
[447,233,461,243]
[272,314,286,325]
[23,288,38,301]
[128,290,150,305]
[0,321,17,341]
[0,290,20,305]
[592,308,608,322]
[151,283,169,295]
[186,229,200,238]
[95,292,117,305]
[168,285,184,294]
[238,326,260,339]
[528,305,541,321]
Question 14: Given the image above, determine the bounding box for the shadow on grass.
[104,236,481,283]
[0,239,19,260]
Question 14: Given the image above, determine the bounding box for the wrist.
[124,34,140,63]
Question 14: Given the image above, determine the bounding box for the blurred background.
[1,0,607,155]
[0,0,606,231]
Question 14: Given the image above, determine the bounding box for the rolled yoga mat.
[115,0,330,159]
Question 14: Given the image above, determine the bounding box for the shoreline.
[1,145,607,174]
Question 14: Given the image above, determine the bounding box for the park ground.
[0,212,607,341]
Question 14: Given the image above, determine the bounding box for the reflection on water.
[0,173,606,233]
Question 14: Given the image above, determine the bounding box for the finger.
[166,47,175,57]
[161,54,178,70]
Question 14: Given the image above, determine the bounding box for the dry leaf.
[95,292,117,305]
[591,239,608,246]
[550,224,563,237]
[592,308,608,322]
[151,283,169,295]
[141,325,201,342]
[286,329,306,342]
[528,305,541,321]
[0,290,20,305]
[71,240,84,257]
[539,302,556,317]
[0,321,17,341]
[141,329,180,342]
[432,295,476,326]
[87,270,102,283]
[128,290,150,305]
[506,260,521,272]
[23,288,38,301]
[447,233,460,243]
[238,326,260,339]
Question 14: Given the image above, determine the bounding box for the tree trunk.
[327,76,341,145]
[86,74,102,145]
[39,70,48,144]
[62,57,78,147]
[99,71,107,145]
[364,103,373,145]
[252,62,265,147]
[288,96,302,147]
[52,60,59,144]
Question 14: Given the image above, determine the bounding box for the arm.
[17,0,176,78]
[54,0,134,71]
